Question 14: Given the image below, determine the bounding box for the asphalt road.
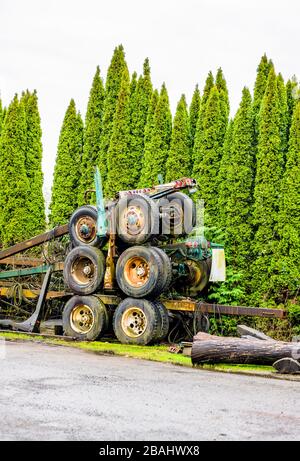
[0,341,299,441]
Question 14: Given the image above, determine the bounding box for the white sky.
[0,0,299,202]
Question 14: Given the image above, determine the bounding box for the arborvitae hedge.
[129,59,153,186]
[100,45,128,188]
[166,94,191,181]
[189,84,201,151]
[193,85,223,228]
[223,87,255,270]
[21,90,46,236]
[49,100,83,226]
[251,66,283,302]
[0,95,30,246]
[78,66,105,205]
[106,68,132,196]
[139,84,172,186]
[276,101,300,299]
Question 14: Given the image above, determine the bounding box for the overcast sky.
[0,0,299,201]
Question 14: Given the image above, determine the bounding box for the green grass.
[0,331,275,375]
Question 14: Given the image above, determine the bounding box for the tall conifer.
[193,86,222,227]
[21,90,46,235]
[275,101,300,297]
[251,67,283,302]
[129,59,153,185]
[189,84,201,151]
[100,45,128,184]
[78,66,105,205]
[0,95,29,246]
[223,88,255,269]
[139,84,172,186]
[106,68,132,196]
[49,100,83,226]
[166,95,191,181]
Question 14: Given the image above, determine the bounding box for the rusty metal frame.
[0,224,68,262]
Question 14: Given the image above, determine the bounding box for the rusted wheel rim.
[124,256,150,287]
[70,304,94,334]
[75,216,97,243]
[121,307,148,338]
[71,256,96,285]
[122,205,146,236]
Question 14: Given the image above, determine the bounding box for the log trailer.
[0,171,286,345]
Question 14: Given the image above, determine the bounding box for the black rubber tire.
[116,246,166,299]
[116,194,160,244]
[69,205,107,248]
[63,295,108,341]
[160,192,196,237]
[63,246,106,295]
[113,298,160,345]
[153,300,170,342]
[150,247,173,292]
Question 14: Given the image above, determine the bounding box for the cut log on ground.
[191,333,300,365]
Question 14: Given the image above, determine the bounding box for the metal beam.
[0,262,64,279]
[0,224,69,261]
[162,299,286,319]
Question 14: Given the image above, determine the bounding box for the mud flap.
[209,248,226,282]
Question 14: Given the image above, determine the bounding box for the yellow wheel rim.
[121,307,148,338]
[124,256,150,288]
[70,304,94,334]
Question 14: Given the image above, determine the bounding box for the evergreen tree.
[223,87,255,269]
[189,84,201,150]
[277,73,288,157]
[0,95,30,246]
[193,86,222,227]
[166,94,191,182]
[252,54,273,131]
[49,100,83,226]
[196,71,214,136]
[21,90,46,235]
[129,59,153,185]
[286,76,299,137]
[217,119,234,231]
[138,89,159,187]
[106,68,132,196]
[78,66,105,205]
[100,45,128,185]
[0,99,3,136]
[276,101,300,297]
[139,84,172,186]
[251,67,283,302]
[216,68,230,143]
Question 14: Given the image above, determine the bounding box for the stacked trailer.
[0,173,286,343]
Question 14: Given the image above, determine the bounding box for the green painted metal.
[0,264,52,279]
[95,167,107,237]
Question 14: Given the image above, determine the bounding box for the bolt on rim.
[121,307,148,338]
[71,256,96,285]
[70,304,95,334]
[123,256,150,287]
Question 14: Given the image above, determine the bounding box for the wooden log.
[191,334,300,365]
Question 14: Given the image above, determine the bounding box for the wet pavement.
[0,341,299,440]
